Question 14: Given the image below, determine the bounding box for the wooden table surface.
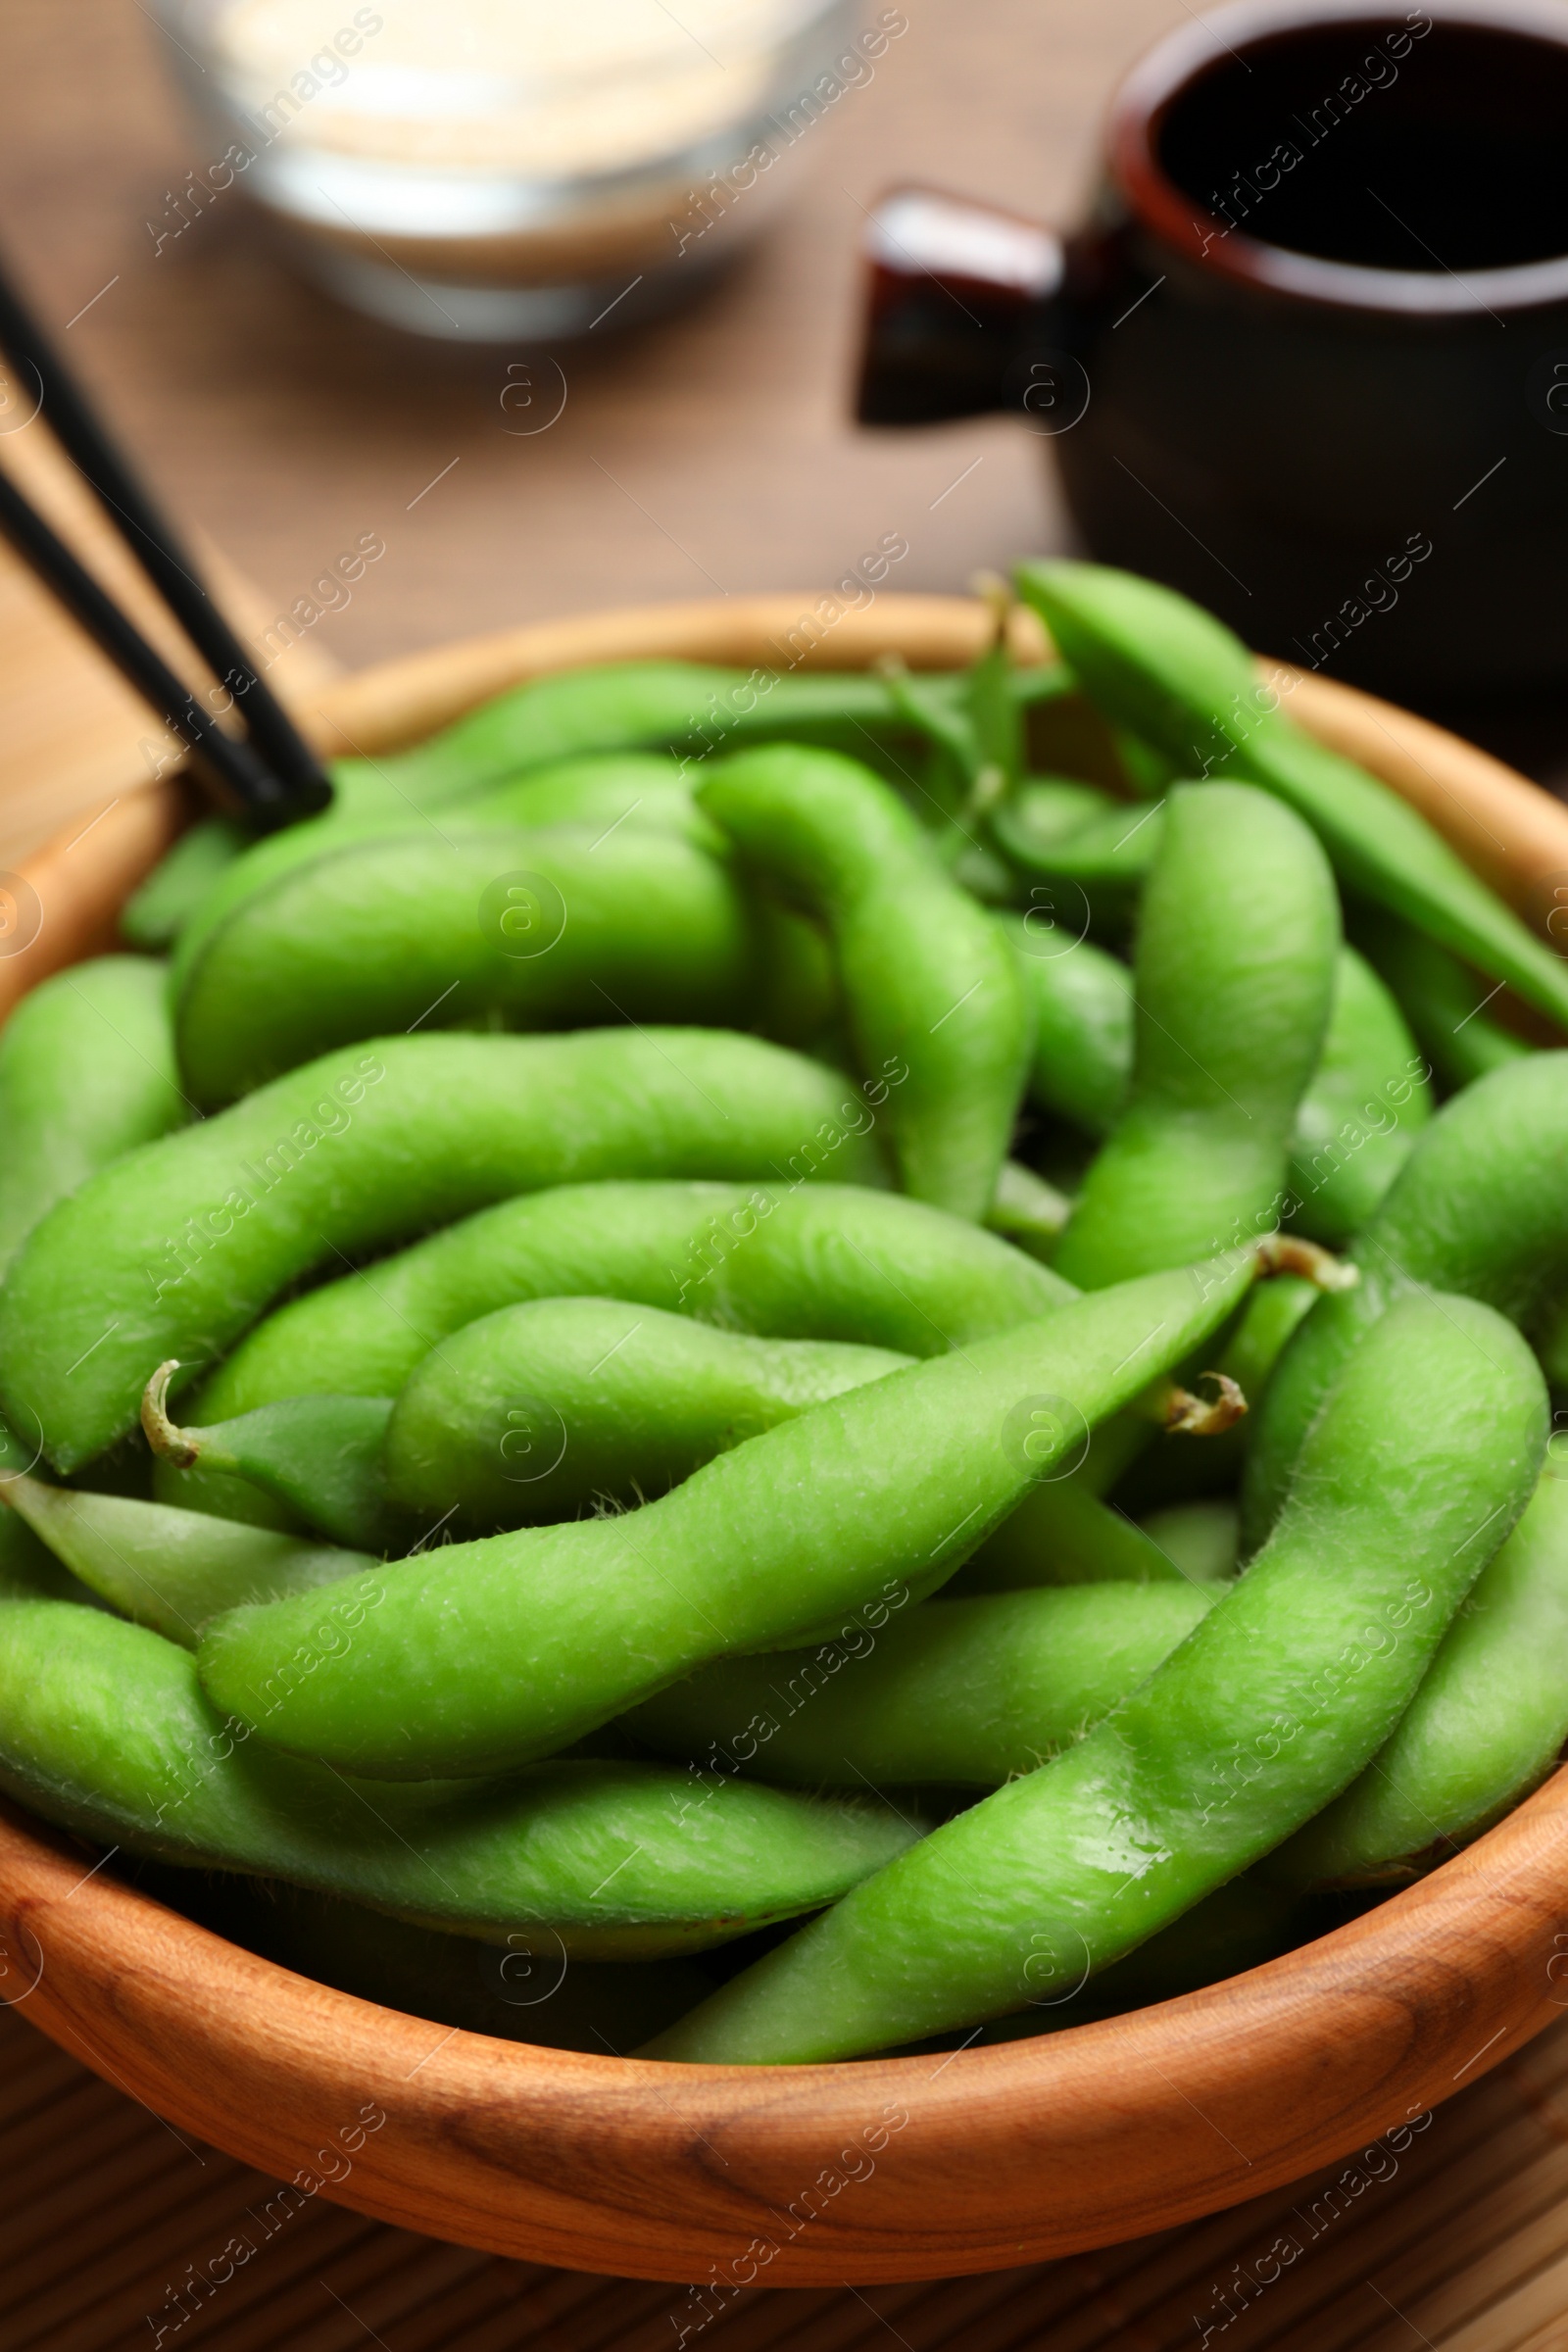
[5,3,1568,2345]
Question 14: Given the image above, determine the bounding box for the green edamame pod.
[198,1181,1070,1423]
[624,1584,1217,1787]
[0,1502,100,1606]
[337,662,913,807]
[2,1469,372,1643]
[1054,782,1338,1288]
[697,746,1031,1221]
[196,1250,1256,1779]
[1140,1499,1240,1582]
[461,753,714,845]
[985,1159,1073,1258]
[1353,909,1532,1091]
[168,754,721,1004]
[1017,562,1568,1037]
[990,781,1165,928]
[0,956,187,1271]
[1113,729,1181,800]
[1271,1471,1568,1886]
[646,1290,1545,2062]
[952,1478,1187,1590]
[1000,915,1134,1137]
[179,1875,714,2052]
[383,1298,908,1531]
[332,659,1071,820]
[0,1601,917,1955]
[1004,922,1432,1248]
[983,1878,1320,2039]
[1245,1054,1568,1544]
[141,1368,398,1551]
[1286,945,1431,1246]
[0,1030,887,1474]
[156,713,519,977]
[121,816,253,951]
[175,826,776,1106]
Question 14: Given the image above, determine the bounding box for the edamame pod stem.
[624,1584,1217,1788]
[1016,562,1568,1036]
[646,1291,1546,2062]
[1107,1268,1321,1516]
[952,1368,1247,1591]
[384,1298,909,1531]
[1054,783,1339,1289]
[1353,909,1533,1092]
[999,915,1134,1137]
[1270,1472,1568,1887]
[196,1181,1070,1424]
[143,1368,398,1552]
[196,1251,1257,1779]
[176,826,785,1105]
[0,1601,917,1955]
[2,1465,371,1644]
[0,956,187,1271]
[697,746,1032,1221]
[0,1030,887,1474]
[1245,1053,1568,1545]
[1286,944,1431,1246]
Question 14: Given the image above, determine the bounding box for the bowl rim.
[3,588,1568,2284]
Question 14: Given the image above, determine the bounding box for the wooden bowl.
[4,594,1568,2286]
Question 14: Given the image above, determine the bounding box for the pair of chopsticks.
[0,254,331,828]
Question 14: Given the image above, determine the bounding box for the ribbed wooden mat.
[5,1987,1568,2352]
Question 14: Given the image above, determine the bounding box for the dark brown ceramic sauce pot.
[857,0,1568,705]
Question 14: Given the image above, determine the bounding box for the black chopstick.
[0,252,331,827]
[0,464,298,816]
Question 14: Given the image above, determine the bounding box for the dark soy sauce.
[1156,17,1568,273]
